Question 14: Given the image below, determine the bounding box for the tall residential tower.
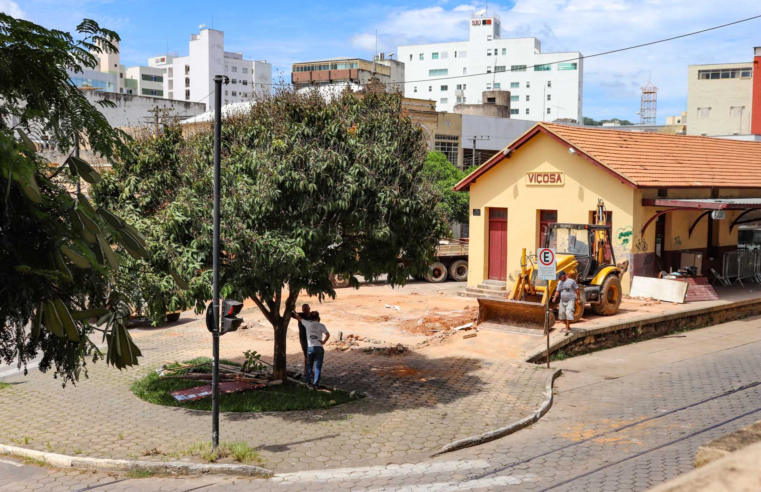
[397,11,583,122]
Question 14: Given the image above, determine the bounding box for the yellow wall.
[467,132,637,291]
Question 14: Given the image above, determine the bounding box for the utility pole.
[467,135,490,168]
[211,74,228,450]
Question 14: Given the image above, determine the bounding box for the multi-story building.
[156,29,271,108]
[124,66,165,97]
[686,47,761,137]
[397,11,583,121]
[291,54,404,92]
[68,40,124,94]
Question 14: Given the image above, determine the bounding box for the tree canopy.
[422,151,469,225]
[1,14,148,385]
[96,88,450,380]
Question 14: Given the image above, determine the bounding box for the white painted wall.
[81,91,206,128]
[398,17,583,122]
[686,63,753,136]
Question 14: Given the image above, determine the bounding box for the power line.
[256,13,761,87]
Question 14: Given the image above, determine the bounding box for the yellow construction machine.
[477,200,628,331]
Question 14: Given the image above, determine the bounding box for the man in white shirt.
[292,311,330,388]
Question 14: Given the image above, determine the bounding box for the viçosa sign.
[525,172,565,186]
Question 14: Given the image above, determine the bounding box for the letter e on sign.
[537,247,556,281]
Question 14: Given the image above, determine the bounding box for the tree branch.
[250,295,273,325]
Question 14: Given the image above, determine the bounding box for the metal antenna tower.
[640,81,658,125]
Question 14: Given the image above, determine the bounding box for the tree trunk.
[272,317,289,382]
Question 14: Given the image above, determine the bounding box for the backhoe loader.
[476,200,629,331]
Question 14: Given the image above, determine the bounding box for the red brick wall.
[752,54,761,135]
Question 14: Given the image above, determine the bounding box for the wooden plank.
[630,276,688,304]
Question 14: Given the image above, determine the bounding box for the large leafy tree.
[97,88,449,381]
[422,151,470,225]
[0,14,150,385]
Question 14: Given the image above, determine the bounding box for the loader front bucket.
[476,297,554,331]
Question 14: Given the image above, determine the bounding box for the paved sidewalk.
[0,310,551,473]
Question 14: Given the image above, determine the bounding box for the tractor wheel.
[425,262,448,283]
[448,260,469,282]
[591,275,622,316]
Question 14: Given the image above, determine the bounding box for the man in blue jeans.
[292,311,330,388]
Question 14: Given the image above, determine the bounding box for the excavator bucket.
[476,297,555,332]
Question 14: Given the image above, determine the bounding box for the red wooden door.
[488,208,508,281]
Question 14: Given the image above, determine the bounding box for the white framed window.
[456,84,462,90]
[510,109,519,115]
[242,67,248,74]
[511,65,526,72]
[231,79,237,84]
[432,52,439,60]
[440,98,448,104]
[494,83,501,89]
[495,66,506,72]
[510,82,519,88]
[487,49,492,56]
[457,96,463,103]
[232,91,237,96]
[547,107,551,114]
[547,81,552,88]
[697,107,711,118]
[526,95,530,101]
[414,86,417,93]
[730,106,745,118]
[429,86,432,92]
[502,48,506,55]
[487,66,492,73]
[487,35,493,41]
[232,66,238,73]
[420,53,424,60]
[486,82,492,90]
[441,85,448,91]
[510,95,519,101]
[547,94,551,101]
[242,80,248,85]
[526,108,530,114]
[526,81,531,88]
[410,54,413,61]
[463,68,467,75]
[441,51,449,59]
[494,48,498,55]
[429,69,448,76]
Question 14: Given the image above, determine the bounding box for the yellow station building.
[454,123,761,294]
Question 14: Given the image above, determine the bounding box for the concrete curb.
[0,444,272,477]
[431,368,562,456]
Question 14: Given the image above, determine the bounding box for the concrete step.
[461,288,508,298]
[482,279,507,287]
[476,284,506,291]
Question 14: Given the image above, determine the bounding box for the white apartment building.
[152,29,272,109]
[397,12,583,122]
[686,62,754,136]
[124,66,165,97]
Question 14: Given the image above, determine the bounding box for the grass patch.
[126,470,154,479]
[167,441,263,465]
[131,357,360,412]
[0,382,10,391]
[550,350,570,361]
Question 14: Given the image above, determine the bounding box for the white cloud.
[350,0,761,122]
[0,0,25,18]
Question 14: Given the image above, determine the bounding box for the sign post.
[537,248,557,369]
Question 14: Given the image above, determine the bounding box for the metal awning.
[641,198,761,235]
[642,198,761,210]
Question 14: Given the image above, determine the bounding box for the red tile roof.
[454,122,761,191]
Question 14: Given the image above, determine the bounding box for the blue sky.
[6,0,761,123]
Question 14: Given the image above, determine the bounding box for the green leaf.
[77,193,97,217]
[96,234,119,270]
[43,301,65,338]
[54,299,80,342]
[170,269,190,290]
[67,155,101,184]
[60,245,90,269]
[98,208,124,230]
[53,251,72,281]
[71,308,110,321]
[77,209,101,235]
[15,128,37,153]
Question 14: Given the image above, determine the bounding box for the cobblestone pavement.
[2,316,761,491]
[0,310,550,473]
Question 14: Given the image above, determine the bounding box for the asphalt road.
[1,317,760,491]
